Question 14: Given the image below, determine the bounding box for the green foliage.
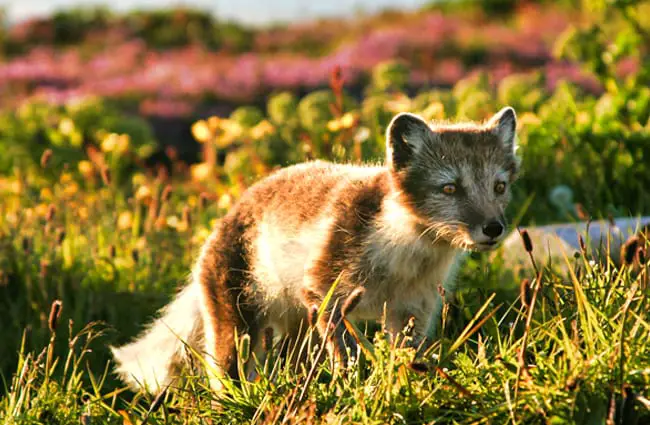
[0,98,157,186]
[371,60,411,92]
[230,106,264,128]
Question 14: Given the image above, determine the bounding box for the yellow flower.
[77,206,89,221]
[327,119,342,132]
[35,203,49,218]
[175,220,189,233]
[131,173,147,187]
[217,193,233,210]
[101,133,119,152]
[340,112,358,129]
[63,182,79,197]
[58,118,75,136]
[207,116,221,131]
[192,120,212,143]
[575,112,590,126]
[77,160,94,178]
[166,215,180,229]
[40,188,54,200]
[115,134,130,154]
[135,185,153,203]
[60,172,73,184]
[117,211,133,230]
[11,180,23,195]
[250,120,275,140]
[190,162,212,182]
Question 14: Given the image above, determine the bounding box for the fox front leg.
[300,285,362,369]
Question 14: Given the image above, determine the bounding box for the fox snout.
[482,219,505,239]
[468,217,508,251]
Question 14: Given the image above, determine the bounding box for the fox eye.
[442,183,457,195]
[494,181,506,195]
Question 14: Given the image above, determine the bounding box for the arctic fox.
[112,107,521,393]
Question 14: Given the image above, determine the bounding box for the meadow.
[1,0,650,423]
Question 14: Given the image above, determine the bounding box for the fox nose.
[482,220,504,239]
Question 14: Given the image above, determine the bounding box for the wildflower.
[207,116,221,131]
[190,163,212,182]
[115,134,130,154]
[35,203,49,218]
[340,112,359,129]
[40,188,54,200]
[166,215,180,229]
[327,119,342,132]
[217,193,232,210]
[192,120,212,143]
[117,211,133,230]
[135,185,153,203]
[132,173,147,187]
[77,161,94,178]
[63,182,79,197]
[101,133,119,152]
[76,206,89,221]
[58,118,75,136]
[250,120,275,140]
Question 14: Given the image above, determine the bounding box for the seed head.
[520,229,533,253]
[408,362,430,374]
[40,149,53,168]
[48,300,62,332]
[307,305,319,328]
[578,235,586,254]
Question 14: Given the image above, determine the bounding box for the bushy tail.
[111,280,203,393]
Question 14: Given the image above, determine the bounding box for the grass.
[1,166,649,423]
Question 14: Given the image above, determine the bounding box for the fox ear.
[488,107,517,153]
[386,112,432,171]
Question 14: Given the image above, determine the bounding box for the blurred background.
[0,0,618,167]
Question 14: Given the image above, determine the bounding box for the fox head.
[386,107,521,252]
